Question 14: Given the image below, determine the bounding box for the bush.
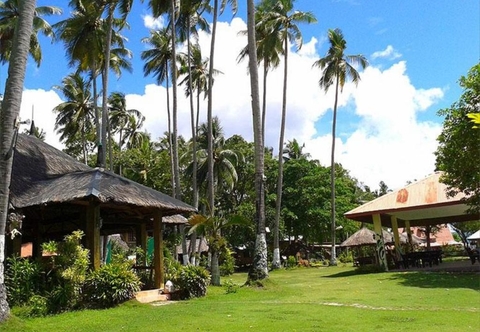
[223,279,239,294]
[338,250,353,264]
[171,265,210,300]
[220,248,235,276]
[83,260,142,308]
[285,256,297,269]
[5,255,42,307]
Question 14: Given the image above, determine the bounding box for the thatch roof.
[345,172,479,227]
[163,214,188,224]
[340,227,393,247]
[11,134,195,217]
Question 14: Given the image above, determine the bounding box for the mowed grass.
[2,266,479,332]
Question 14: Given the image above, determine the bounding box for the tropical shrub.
[220,248,235,276]
[286,255,297,269]
[223,279,239,294]
[171,265,211,299]
[5,255,42,306]
[83,259,142,308]
[338,250,353,263]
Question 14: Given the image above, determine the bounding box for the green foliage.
[170,265,211,300]
[42,230,90,313]
[285,255,297,269]
[220,248,235,276]
[4,255,42,307]
[338,250,353,264]
[435,63,480,214]
[223,279,239,294]
[83,260,142,308]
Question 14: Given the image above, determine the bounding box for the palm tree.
[141,27,176,196]
[313,28,368,265]
[0,0,36,320]
[100,0,133,170]
[206,0,237,220]
[54,1,105,166]
[246,0,268,282]
[237,1,282,139]
[0,0,61,66]
[176,0,210,214]
[108,91,144,173]
[283,138,310,162]
[187,117,241,195]
[53,72,95,164]
[260,0,316,269]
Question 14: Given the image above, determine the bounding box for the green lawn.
[2,266,479,332]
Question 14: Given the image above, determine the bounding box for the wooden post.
[405,220,412,252]
[136,222,147,263]
[153,210,164,289]
[391,216,401,250]
[86,202,101,270]
[372,213,388,271]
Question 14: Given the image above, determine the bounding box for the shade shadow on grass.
[387,272,480,291]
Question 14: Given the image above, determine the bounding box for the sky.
[5,0,480,191]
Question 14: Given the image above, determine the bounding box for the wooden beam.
[391,216,401,250]
[86,202,101,270]
[153,210,164,289]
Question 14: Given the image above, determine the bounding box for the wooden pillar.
[32,221,42,260]
[153,210,164,289]
[86,202,101,270]
[372,213,388,271]
[391,216,401,250]
[405,220,412,252]
[136,222,147,263]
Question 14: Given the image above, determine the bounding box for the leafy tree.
[0,0,36,321]
[0,0,61,66]
[435,63,480,214]
[313,28,368,265]
[53,72,95,164]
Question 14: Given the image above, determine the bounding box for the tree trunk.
[330,76,340,266]
[272,37,289,270]
[247,0,268,282]
[0,0,36,322]
[210,248,220,286]
[101,4,115,170]
[206,0,218,216]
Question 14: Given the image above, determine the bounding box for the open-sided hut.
[8,134,196,288]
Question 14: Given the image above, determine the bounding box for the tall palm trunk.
[272,37,289,269]
[165,69,175,197]
[102,5,115,170]
[206,0,218,217]
[247,0,268,282]
[0,0,36,321]
[187,16,199,265]
[261,61,268,141]
[330,75,340,266]
[169,0,188,265]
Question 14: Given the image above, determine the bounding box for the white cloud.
[143,14,164,30]
[22,18,446,192]
[371,45,402,60]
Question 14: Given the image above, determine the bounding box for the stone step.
[135,289,170,303]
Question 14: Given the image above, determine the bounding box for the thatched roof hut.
[10,134,195,242]
[340,227,393,247]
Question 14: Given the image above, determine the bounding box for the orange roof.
[345,172,479,227]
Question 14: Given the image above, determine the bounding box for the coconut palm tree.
[53,72,95,164]
[54,1,105,166]
[260,0,316,269]
[100,0,133,169]
[108,91,144,173]
[246,0,268,282]
[141,27,176,196]
[283,138,310,162]
[313,28,368,265]
[206,0,237,219]
[0,0,61,66]
[0,0,36,320]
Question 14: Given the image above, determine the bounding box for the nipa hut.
[8,134,196,288]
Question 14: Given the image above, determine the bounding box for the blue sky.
[10,0,480,190]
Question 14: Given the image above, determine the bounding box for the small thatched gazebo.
[8,134,196,288]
